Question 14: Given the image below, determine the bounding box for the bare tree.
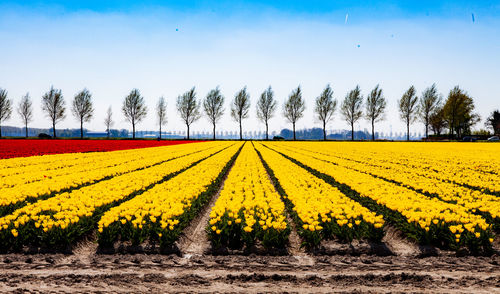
[177,87,201,140]
[419,84,441,139]
[41,86,66,138]
[256,86,277,140]
[0,88,12,138]
[231,87,250,140]
[283,86,306,141]
[203,87,225,140]
[71,88,94,139]
[104,106,114,138]
[365,84,387,140]
[156,96,167,139]
[398,85,419,141]
[17,93,33,138]
[315,84,337,140]
[340,85,363,141]
[122,89,147,139]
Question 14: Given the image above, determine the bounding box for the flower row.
[208,143,289,249]
[0,142,231,250]
[0,142,218,214]
[97,142,242,249]
[277,143,500,224]
[266,142,494,252]
[254,142,385,247]
[0,139,198,159]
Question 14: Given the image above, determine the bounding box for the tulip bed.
[0,142,219,217]
[0,141,231,250]
[0,140,497,253]
[97,142,243,250]
[254,142,385,247]
[263,142,497,252]
[276,143,500,230]
[208,143,289,249]
[0,139,198,159]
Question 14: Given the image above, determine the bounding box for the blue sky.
[1,1,499,136]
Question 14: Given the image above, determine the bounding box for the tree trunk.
[0,124,2,138]
[425,123,429,139]
[53,121,56,138]
[351,122,354,141]
[80,120,83,139]
[213,123,216,140]
[293,123,296,141]
[187,124,190,140]
[265,121,269,140]
[239,120,242,140]
[323,121,326,141]
[25,123,28,138]
[132,122,135,139]
[372,119,375,141]
[159,124,162,139]
[407,122,410,141]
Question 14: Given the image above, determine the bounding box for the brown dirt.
[0,252,499,293]
[1,229,499,293]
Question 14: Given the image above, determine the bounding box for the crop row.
[0,142,232,250]
[286,142,500,193]
[0,139,198,159]
[97,142,242,250]
[0,142,218,216]
[264,142,494,252]
[277,143,500,225]
[208,143,289,249]
[254,142,385,247]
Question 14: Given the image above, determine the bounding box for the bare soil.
[1,228,500,293]
[0,250,499,293]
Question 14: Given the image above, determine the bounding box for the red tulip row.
[0,139,200,159]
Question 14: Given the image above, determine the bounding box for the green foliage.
[442,86,480,138]
[485,110,500,135]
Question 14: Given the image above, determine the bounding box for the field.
[0,140,499,292]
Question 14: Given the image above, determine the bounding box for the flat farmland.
[0,140,499,293]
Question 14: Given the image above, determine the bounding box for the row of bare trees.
[0,84,488,140]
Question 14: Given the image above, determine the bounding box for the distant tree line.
[0,84,498,140]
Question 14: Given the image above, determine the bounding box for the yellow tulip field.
[0,141,498,253]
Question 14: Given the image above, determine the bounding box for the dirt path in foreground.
[178,174,226,256]
[0,253,499,293]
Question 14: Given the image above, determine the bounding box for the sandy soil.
[0,249,499,293]
[1,225,499,293]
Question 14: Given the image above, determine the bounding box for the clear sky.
[1,1,499,136]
